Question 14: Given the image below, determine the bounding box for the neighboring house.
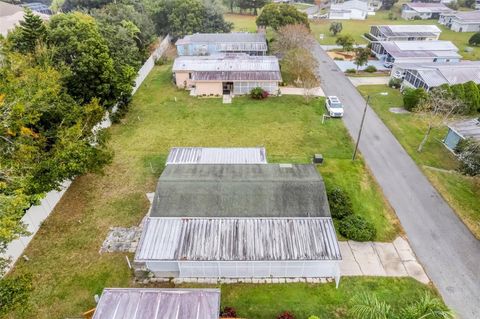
[21,2,52,15]
[368,25,441,41]
[91,288,220,319]
[134,161,342,286]
[392,61,480,90]
[303,5,322,19]
[166,147,267,165]
[439,11,480,32]
[329,0,369,20]
[444,118,480,151]
[371,40,461,65]
[401,3,453,20]
[0,2,49,37]
[172,54,282,96]
[175,33,267,56]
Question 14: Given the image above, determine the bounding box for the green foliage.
[0,274,33,316]
[455,138,480,176]
[329,22,342,36]
[402,88,427,111]
[327,187,353,219]
[364,65,377,73]
[335,34,354,52]
[388,78,401,89]
[250,87,269,99]
[280,48,318,86]
[308,316,320,319]
[339,215,376,241]
[256,3,309,30]
[153,0,232,38]
[461,81,480,114]
[354,47,371,70]
[349,293,392,319]
[10,8,46,53]
[382,0,398,9]
[62,0,113,11]
[401,293,454,319]
[237,0,269,14]
[346,68,357,74]
[47,13,117,108]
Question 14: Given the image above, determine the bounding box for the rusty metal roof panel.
[135,217,341,262]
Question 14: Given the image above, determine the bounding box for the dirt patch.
[328,51,355,61]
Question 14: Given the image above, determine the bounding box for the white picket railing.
[2,35,171,274]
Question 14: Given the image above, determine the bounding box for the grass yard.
[182,277,441,318]
[225,13,258,32]
[357,85,480,238]
[4,65,400,319]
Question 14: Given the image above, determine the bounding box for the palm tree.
[349,293,392,319]
[401,293,454,319]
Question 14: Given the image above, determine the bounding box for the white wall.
[451,21,480,32]
[1,36,171,275]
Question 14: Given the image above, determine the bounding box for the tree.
[349,292,391,319]
[152,0,232,39]
[237,0,269,14]
[455,138,480,176]
[281,48,319,86]
[271,24,314,57]
[401,293,454,319]
[416,88,461,152]
[402,87,427,111]
[469,32,480,46]
[256,3,309,30]
[335,34,354,52]
[329,21,342,36]
[47,13,117,108]
[10,8,46,53]
[354,47,370,71]
[381,0,398,10]
[462,81,480,114]
[62,0,113,11]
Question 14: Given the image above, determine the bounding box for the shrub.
[308,316,320,319]
[277,311,295,319]
[455,137,480,176]
[250,87,269,99]
[220,306,237,318]
[0,274,32,316]
[469,32,480,46]
[334,57,344,61]
[364,65,377,73]
[345,68,357,74]
[339,215,376,241]
[402,87,427,111]
[389,78,402,89]
[327,187,353,219]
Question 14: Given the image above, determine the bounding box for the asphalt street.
[312,43,480,318]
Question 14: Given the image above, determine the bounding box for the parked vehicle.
[325,96,344,117]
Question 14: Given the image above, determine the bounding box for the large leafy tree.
[9,8,46,53]
[236,0,269,14]
[256,3,309,30]
[62,0,113,11]
[153,0,232,39]
[47,13,117,108]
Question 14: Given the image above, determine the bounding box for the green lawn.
[357,85,480,238]
[225,13,258,32]
[4,65,399,319]
[183,278,441,318]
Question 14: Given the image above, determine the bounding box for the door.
[223,82,233,94]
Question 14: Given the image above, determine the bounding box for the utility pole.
[352,95,369,160]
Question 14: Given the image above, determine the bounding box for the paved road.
[313,44,480,319]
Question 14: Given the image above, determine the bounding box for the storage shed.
[329,0,369,20]
[135,217,341,285]
[166,147,267,165]
[92,288,220,319]
[444,118,480,151]
[401,3,453,20]
[439,11,480,32]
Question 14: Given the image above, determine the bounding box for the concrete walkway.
[348,76,390,87]
[313,43,480,319]
[340,237,429,284]
[280,86,325,97]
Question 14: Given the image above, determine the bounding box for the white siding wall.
[451,21,480,32]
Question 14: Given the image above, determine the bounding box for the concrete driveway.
[313,43,480,319]
[348,76,390,87]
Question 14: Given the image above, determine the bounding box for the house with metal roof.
[166,147,267,165]
[444,118,480,151]
[21,2,52,15]
[392,61,480,90]
[91,288,220,319]
[329,0,369,20]
[172,53,281,96]
[368,25,441,41]
[371,40,461,65]
[439,11,480,32]
[175,32,267,56]
[401,3,453,20]
[0,2,49,37]
[134,163,341,285]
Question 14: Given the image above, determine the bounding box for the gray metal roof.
[375,25,441,37]
[398,61,480,87]
[173,54,280,72]
[166,147,267,165]
[379,41,460,59]
[403,2,453,13]
[135,217,341,261]
[448,10,480,23]
[176,33,267,51]
[150,164,331,218]
[92,288,220,319]
[449,118,480,141]
[193,71,282,82]
[331,0,368,11]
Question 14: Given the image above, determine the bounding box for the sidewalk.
[280,86,325,97]
[340,237,429,284]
